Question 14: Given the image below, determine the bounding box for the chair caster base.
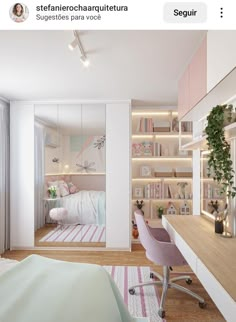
[129,288,135,295]
[158,308,165,318]
[199,301,207,309]
[186,278,192,285]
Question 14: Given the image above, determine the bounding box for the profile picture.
[10,3,29,23]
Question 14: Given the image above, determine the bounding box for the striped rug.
[104,266,165,322]
[39,224,106,243]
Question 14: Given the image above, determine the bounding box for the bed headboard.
[45,174,105,192]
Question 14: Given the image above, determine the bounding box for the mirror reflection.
[34,104,106,247]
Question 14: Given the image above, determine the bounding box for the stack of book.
[136,117,153,132]
[144,182,162,199]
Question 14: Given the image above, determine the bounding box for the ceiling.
[0,30,206,105]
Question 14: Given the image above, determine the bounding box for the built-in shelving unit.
[180,122,236,151]
[131,109,193,222]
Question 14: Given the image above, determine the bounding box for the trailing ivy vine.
[205,104,236,198]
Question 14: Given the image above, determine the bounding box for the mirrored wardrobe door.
[80,104,106,239]
[34,104,60,246]
[34,103,106,247]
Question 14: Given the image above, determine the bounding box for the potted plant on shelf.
[157,205,164,218]
[205,104,236,236]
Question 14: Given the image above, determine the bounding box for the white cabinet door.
[207,31,236,92]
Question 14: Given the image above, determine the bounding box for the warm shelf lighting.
[132,157,192,161]
[155,134,192,138]
[132,135,154,138]
[132,112,170,116]
[201,150,210,155]
[164,177,192,181]
[132,178,161,181]
[202,210,215,220]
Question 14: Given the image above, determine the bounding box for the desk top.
[164,215,236,302]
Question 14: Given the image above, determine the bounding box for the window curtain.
[34,123,45,231]
[0,99,10,254]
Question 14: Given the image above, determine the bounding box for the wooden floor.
[35,225,105,248]
[3,244,225,322]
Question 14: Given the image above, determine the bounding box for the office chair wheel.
[186,278,192,285]
[158,309,165,318]
[150,272,154,279]
[129,288,135,295]
[199,301,206,309]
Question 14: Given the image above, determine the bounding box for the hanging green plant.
[205,104,236,198]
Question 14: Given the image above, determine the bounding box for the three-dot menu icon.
[220,7,223,18]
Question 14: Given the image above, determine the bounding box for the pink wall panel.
[178,36,207,120]
[189,36,207,109]
[178,65,189,120]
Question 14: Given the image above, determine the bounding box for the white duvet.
[0,255,148,322]
[60,190,106,225]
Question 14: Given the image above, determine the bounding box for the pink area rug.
[39,224,105,243]
[104,265,166,322]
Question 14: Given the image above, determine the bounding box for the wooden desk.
[162,215,236,322]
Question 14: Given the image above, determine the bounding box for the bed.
[59,190,106,225]
[0,255,148,322]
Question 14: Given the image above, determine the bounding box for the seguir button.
[164,2,207,23]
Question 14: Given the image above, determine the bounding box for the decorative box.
[154,167,173,177]
[153,121,170,132]
[175,167,192,177]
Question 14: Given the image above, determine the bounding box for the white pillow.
[59,182,70,197]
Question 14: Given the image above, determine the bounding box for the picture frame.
[140,165,152,177]
[133,187,143,198]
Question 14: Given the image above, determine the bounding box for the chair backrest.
[134,210,186,266]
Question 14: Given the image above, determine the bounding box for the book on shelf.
[144,182,162,199]
[136,117,154,133]
[154,142,162,156]
[172,117,192,133]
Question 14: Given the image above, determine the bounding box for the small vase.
[132,225,139,239]
[215,220,223,234]
[50,192,57,199]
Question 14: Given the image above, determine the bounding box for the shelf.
[132,157,192,161]
[132,198,192,201]
[181,122,236,151]
[203,198,225,200]
[45,172,106,176]
[132,132,192,138]
[132,177,192,181]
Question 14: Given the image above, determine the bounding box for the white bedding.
[0,255,148,322]
[60,190,106,225]
[0,258,18,275]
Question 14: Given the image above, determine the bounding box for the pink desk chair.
[129,210,206,318]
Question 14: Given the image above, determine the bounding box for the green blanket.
[0,255,148,322]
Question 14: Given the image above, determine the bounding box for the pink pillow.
[68,182,78,194]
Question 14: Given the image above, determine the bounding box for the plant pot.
[158,211,163,218]
[215,220,223,234]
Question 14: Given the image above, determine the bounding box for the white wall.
[10,103,34,248]
[106,103,131,249]
[207,31,236,92]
